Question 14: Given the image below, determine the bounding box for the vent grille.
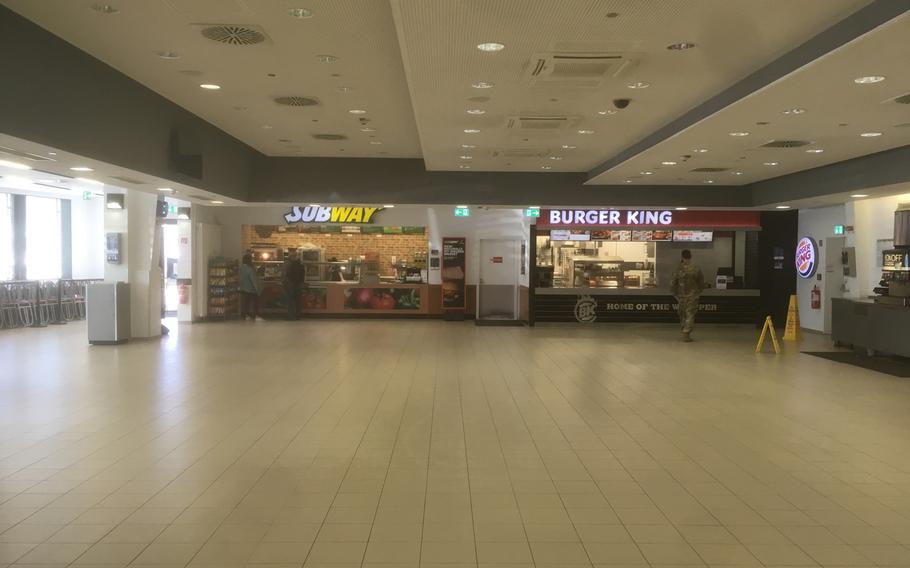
[506,115,578,131]
[887,92,910,105]
[312,134,347,141]
[198,24,268,45]
[690,167,729,173]
[109,175,149,185]
[0,145,53,162]
[490,148,551,159]
[274,96,319,107]
[761,139,811,148]
[895,122,910,128]
[526,52,636,88]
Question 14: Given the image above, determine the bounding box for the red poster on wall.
[441,237,466,311]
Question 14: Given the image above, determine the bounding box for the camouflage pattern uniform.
[670,260,705,338]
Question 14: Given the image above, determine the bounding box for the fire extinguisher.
[810,285,821,310]
[178,284,190,305]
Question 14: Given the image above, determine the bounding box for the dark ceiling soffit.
[585,0,910,181]
[750,143,910,206]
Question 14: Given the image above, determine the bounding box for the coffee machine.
[874,205,910,306]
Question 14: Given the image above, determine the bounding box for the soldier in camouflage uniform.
[670,249,705,342]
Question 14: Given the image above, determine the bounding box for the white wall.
[70,196,105,279]
[848,193,910,298]
[797,205,846,332]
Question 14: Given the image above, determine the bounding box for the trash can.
[87,282,130,344]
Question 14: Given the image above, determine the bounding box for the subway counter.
[260,282,434,317]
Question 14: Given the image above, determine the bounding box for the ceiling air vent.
[506,115,578,131]
[884,92,910,105]
[0,145,53,162]
[490,148,551,159]
[274,96,319,107]
[526,52,637,88]
[196,24,270,46]
[690,167,729,173]
[312,134,347,141]
[761,139,811,148]
[110,175,149,185]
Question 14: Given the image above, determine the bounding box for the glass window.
[25,195,62,280]
[0,193,12,280]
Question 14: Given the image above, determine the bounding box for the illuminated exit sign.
[524,208,541,218]
[454,206,470,217]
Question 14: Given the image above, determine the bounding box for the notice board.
[441,237,466,310]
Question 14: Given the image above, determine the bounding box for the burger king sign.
[795,236,818,279]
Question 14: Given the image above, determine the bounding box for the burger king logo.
[795,237,818,279]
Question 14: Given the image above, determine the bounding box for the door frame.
[476,237,522,325]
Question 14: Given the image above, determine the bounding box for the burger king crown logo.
[795,237,817,279]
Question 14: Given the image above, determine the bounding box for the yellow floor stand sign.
[755,316,781,354]
[782,294,801,341]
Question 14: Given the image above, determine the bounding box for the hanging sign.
[284,205,382,224]
[441,237,466,310]
[795,236,819,279]
[537,209,761,229]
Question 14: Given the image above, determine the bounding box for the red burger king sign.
[795,236,818,279]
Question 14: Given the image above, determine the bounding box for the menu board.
[551,229,590,241]
[673,230,713,242]
[441,237,466,310]
[650,230,673,241]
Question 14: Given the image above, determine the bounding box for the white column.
[126,190,162,338]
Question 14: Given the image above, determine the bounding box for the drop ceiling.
[2,0,908,190]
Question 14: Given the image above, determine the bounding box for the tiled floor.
[2,319,910,568]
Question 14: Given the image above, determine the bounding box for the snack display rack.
[208,257,239,319]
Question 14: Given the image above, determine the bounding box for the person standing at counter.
[239,253,263,321]
[670,249,705,342]
[284,254,305,320]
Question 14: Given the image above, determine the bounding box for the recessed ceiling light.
[661,161,677,166]
[703,179,715,184]
[360,127,376,132]
[91,3,119,14]
[729,131,750,137]
[261,125,273,130]
[0,159,32,170]
[288,7,313,18]
[763,161,779,166]
[156,51,180,60]
[210,200,224,204]
[851,194,869,198]
[383,204,395,208]
[459,165,471,169]
[782,107,806,115]
[675,207,688,210]
[561,145,577,149]
[471,81,494,89]
[776,205,791,209]
[70,166,93,172]
[460,144,476,149]
[157,187,173,192]
[199,84,221,90]
[692,148,708,153]
[476,42,505,52]
[76,178,103,185]
[48,152,57,156]
[640,171,653,175]
[854,75,885,84]
[464,129,480,134]
[541,165,552,170]
[667,42,696,51]
[732,171,744,175]
[459,155,473,160]
[466,109,486,115]
[308,203,320,207]
[348,109,366,115]
[860,132,882,137]
[337,86,353,93]
[624,179,633,183]
[806,148,824,153]
[369,141,382,145]
[597,110,618,115]
[627,81,650,89]
[316,54,337,63]
[577,129,594,134]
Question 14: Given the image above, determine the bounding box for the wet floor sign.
[782,294,801,341]
[755,315,781,354]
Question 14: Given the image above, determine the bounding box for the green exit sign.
[833,225,845,235]
[454,206,470,217]
[169,205,178,214]
[82,191,92,201]
[524,208,541,218]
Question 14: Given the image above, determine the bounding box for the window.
[0,193,12,280]
[25,195,62,280]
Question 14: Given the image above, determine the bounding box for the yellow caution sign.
[755,315,781,354]
[782,294,801,341]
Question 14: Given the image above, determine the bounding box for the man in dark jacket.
[284,253,305,320]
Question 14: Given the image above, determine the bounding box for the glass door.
[477,238,520,322]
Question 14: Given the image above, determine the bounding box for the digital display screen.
[673,230,713,242]
[551,230,590,241]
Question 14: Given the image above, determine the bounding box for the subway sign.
[284,205,382,224]
[547,209,673,226]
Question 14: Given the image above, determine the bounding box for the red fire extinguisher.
[810,285,821,310]
[178,284,190,305]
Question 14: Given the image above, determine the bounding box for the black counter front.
[533,288,759,324]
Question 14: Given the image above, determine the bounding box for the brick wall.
[241,225,427,276]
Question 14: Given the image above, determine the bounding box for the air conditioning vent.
[196,24,270,45]
[690,167,729,173]
[490,148,551,159]
[506,115,579,131]
[885,92,910,105]
[526,52,637,88]
[110,175,149,185]
[274,96,319,107]
[312,134,347,141]
[895,122,910,128]
[761,140,811,148]
[0,145,53,162]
